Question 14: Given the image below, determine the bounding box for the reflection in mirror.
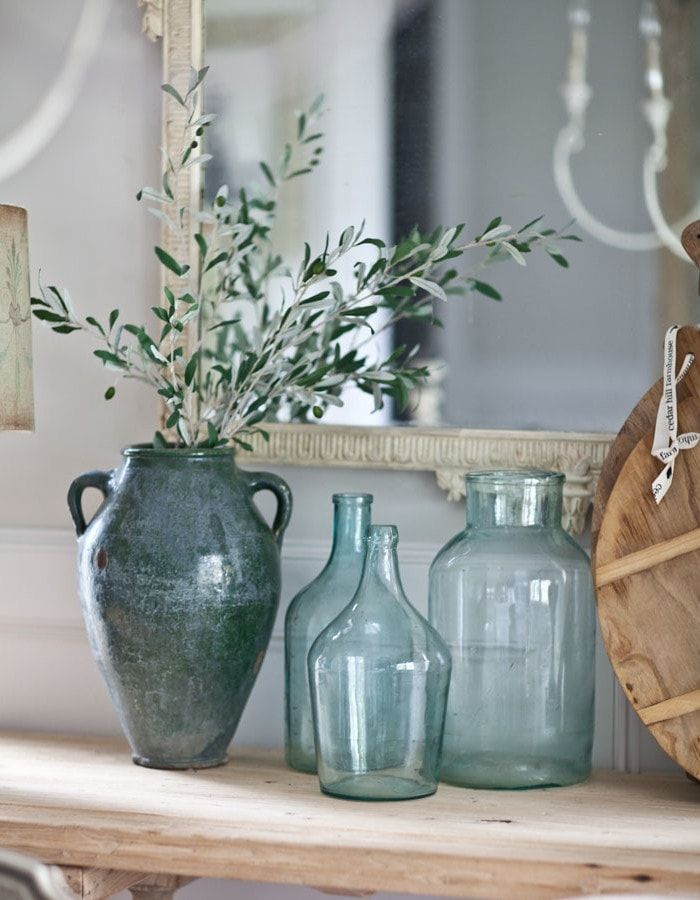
[0,0,109,184]
[205,0,699,432]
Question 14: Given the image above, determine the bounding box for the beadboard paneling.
[0,526,675,773]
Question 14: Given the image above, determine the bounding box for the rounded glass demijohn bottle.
[309,525,451,801]
[285,493,372,772]
[429,470,595,789]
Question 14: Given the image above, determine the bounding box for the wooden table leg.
[129,874,194,900]
[60,867,193,900]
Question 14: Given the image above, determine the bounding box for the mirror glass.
[205,0,700,431]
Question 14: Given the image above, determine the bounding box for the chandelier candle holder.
[555,0,700,260]
[0,205,34,431]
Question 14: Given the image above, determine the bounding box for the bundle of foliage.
[32,68,578,449]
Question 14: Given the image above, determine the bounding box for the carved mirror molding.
[139,0,614,535]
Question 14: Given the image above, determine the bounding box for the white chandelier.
[554,0,699,261]
[0,0,111,186]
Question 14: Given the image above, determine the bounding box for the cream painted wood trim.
[149,0,203,426]
[145,0,614,537]
[160,0,204,309]
[238,424,615,535]
[138,0,163,41]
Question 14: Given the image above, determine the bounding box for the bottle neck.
[356,525,406,600]
[466,470,563,528]
[328,494,372,563]
[361,540,401,588]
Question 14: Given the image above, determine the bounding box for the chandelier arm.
[640,99,700,261]
[641,151,689,261]
[0,0,112,185]
[557,1,700,261]
[553,123,665,252]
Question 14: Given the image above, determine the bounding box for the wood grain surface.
[681,220,700,275]
[0,733,698,899]
[591,324,700,565]
[595,398,700,779]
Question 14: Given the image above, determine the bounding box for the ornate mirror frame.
[139,0,614,535]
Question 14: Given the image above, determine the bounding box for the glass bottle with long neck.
[309,525,451,800]
[429,470,595,789]
[285,493,372,772]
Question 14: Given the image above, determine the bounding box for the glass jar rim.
[466,468,564,486]
[332,492,373,503]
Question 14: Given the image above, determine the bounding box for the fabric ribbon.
[651,325,700,503]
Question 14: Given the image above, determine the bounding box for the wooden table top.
[0,732,698,899]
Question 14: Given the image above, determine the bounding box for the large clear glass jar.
[309,525,451,800]
[429,470,595,789]
[285,493,372,772]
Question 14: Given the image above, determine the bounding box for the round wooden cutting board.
[595,396,700,778]
[591,324,700,565]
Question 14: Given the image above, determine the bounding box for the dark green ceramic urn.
[68,445,292,770]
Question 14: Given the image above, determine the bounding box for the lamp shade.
[0,205,34,431]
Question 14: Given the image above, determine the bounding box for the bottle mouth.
[466,469,564,487]
[332,492,373,505]
[366,524,398,547]
[466,470,564,528]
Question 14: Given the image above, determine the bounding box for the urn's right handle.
[67,470,114,537]
[242,470,293,548]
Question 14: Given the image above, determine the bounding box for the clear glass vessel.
[429,470,595,790]
[309,525,451,801]
[285,493,372,772]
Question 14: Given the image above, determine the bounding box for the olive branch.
[31,67,579,449]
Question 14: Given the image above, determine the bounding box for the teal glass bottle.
[285,493,373,773]
[429,470,595,789]
[309,525,451,801]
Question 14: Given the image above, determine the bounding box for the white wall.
[0,3,679,899]
[0,0,160,529]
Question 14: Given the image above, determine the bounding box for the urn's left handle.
[67,470,115,537]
